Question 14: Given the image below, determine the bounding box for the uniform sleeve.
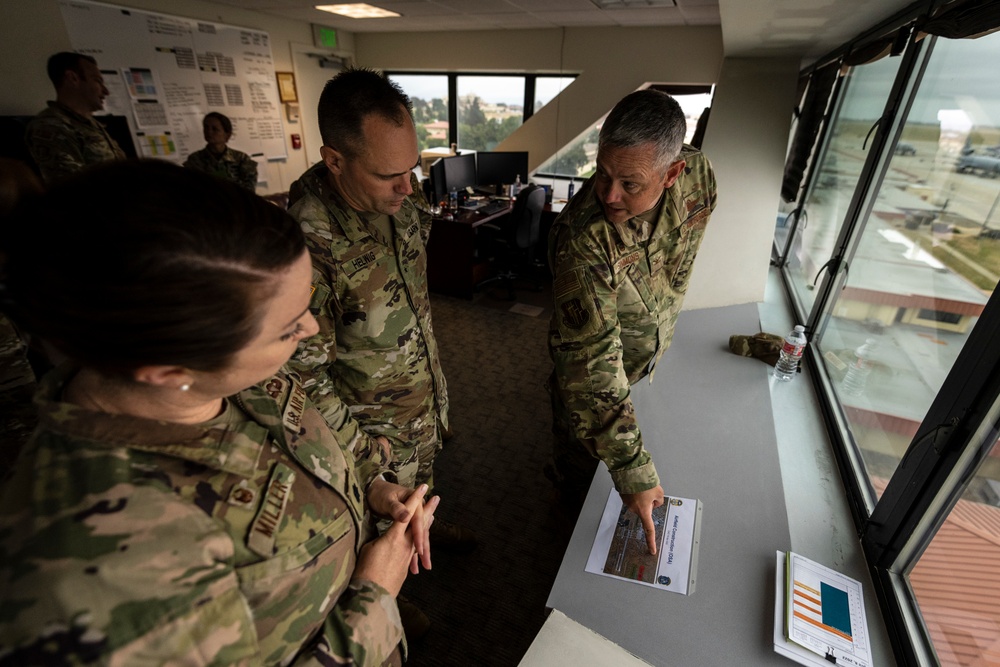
[237,151,258,192]
[293,579,404,667]
[25,117,86,185]
[0,481,262,665]
[286,225,389,484]
[548,225,659,495]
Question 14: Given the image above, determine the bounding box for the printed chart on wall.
[585,490,702,595]
[57,0,286,168]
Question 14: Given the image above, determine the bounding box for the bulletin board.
[56,0,287,166]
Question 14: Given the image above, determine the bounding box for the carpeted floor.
[401,286,574,667]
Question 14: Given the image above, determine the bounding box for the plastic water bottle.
[842,338,877,395]
[448,188,458,210]
[567,179,575,200]
[773,325,807,381]
[513,174,522,197]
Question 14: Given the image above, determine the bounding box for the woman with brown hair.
[0,160,435,665]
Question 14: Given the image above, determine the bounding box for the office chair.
[477,183,546,300]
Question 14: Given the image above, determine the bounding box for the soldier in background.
[0,160,436,665]
[184,112,258,191]
[25,52,125,184]
[546,90,718,555]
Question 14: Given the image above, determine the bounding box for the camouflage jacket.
[548,146,717,494]
[0,367,403,666]
[24,101,126,184]
[184,145,258,191]
[286,163,449,487]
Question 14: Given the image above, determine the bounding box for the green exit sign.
[312,24,338,49]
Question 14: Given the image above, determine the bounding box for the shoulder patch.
[554,271,582,299]
[560,298,591,330]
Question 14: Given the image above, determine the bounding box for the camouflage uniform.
[287,164,449,491]
[0,367,404,666]
[548,146,717,496]
[184,145,259,191]
[24,101,126,184]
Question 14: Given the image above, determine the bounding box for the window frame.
[774,16,1000,667]
[385,70,577,150]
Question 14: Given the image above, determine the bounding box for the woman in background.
[0,160,435,666]
[184,111,258,191]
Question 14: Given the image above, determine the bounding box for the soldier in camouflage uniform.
[547,90,717,554]
[25,52,125,184]
[0,161,435,665]
[184,112,258,191]
[286,69,451,499]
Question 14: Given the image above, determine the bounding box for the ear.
[320,145,345,176]
[132,365,193,391]
[63,70,82,87]
[662,159,686,189]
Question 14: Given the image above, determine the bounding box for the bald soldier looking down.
[546,90,717,554]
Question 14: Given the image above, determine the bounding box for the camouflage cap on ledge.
[729,332,784,367]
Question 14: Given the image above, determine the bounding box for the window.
[456,75,524,151]
[391,74,449,154]
[387,71,577,154]
[775,19,1000,667]
[781,55,903,317]
[533,76,574,114]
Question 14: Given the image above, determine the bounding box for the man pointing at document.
[546,89,717,554]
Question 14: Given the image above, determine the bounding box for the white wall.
[0,0,351,194]
[685,56,800,309]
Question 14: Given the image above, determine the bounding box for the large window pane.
[783,55,903,316]
[908,410,1000,667]
[818,33,1000,508]
[390,74,449,153]
[457,75,524,151]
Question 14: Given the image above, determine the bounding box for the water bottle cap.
[793,325,805,332]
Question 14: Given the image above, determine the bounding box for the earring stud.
[180,384,191,392]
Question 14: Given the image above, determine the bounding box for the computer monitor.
[476,151,529,194]
[442,152,477,193]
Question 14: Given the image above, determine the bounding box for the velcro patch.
[554,271,582,299]
[342,249,382,278]
[560,298,591,329]
[247,463,296,557]
[613,250,642,274]
[282,382,308,432]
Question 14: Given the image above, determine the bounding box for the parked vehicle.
[956,154,1000,177]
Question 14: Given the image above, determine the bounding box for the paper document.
[776,551,874,667]
[585,490,701,595]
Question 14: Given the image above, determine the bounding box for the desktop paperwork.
[540,302,895,666]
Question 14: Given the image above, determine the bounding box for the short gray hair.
[598,90,686,173]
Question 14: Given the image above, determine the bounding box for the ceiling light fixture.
[589,0,675,8]
[315,4,401,19]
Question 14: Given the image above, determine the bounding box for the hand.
[353,485,439,596]
[366,479,439,571]
[620,485,665,555]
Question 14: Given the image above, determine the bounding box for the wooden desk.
[426,203,512,299]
